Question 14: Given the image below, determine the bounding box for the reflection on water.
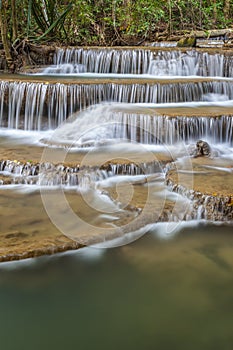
[0,223,233,350]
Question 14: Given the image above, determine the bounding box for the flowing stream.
[0,47,233,349]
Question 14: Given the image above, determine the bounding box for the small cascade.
[54,48,153,74]
[147,50,233,77]
[43,63,87,75]
[0,160,112,187]
[46,104,233,147]
[101,161,160,176]
[0,81,48,130]
[149,42,177,47]
[2,80,233,130]
[37,163,80,186]
[195,195,233,221]
[51,48,233,77]
[167,115,233,145]
[0,159,161,187]
[166,178,233,221]
[0,160,40,176]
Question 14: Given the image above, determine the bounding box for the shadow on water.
[0,223,233,350]
[196,244,232,272]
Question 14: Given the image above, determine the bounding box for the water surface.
[0,223,233,350]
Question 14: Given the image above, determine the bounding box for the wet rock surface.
[0,145,168,251]
[0,142,232,261]
[166,157,233,221]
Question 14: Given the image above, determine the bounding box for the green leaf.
[34,2,73,42]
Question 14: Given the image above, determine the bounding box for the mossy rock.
[177,37,196,47]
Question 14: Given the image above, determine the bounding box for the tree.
[11,0,18,42]
[0,0,13,67]
[223,0,230,20]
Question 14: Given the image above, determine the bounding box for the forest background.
[0,0,232,67]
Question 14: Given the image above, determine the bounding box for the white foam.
[32,71,233,81]
[134,100,233,109]
[0,128,52,145]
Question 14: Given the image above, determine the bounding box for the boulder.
[177,37,196,47]
[193,140,212,157]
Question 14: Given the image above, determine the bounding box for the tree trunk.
[122,0,131,30]
[212,0,217,25]
[223,0,230,20]
[11,0,18,42]
[168,0,173,35]
[0,0,12,66]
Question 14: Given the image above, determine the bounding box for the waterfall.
[103,161,160,176]
[52,48,233,77]
[1,45,233,261]
[54,48,153,74]
[148,50,233,76]
[166,178,233,221]
[0,160,109,186]
[45,104,233,146]
[0,82,48,130]
[1,80,233,130]
[0,159,160,186]
[115,114,233,145]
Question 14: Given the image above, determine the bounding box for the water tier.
[1,80,233,130]
[51,48,233,77]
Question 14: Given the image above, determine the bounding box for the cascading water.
[42,104,233,147]
[1,80,233,130]
[54,48,153,74]
[0,160,108,186]
[47,48,233,77]
[0,81,48,130]
[147,50,233,76]
[0,158,160,187]
[0,46,232,249]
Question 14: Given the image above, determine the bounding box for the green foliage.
[129,1,165,34]
[27,0,73,42]
[2,0,233,46]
